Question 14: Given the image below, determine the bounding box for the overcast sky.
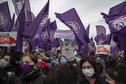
[0,0,125,38]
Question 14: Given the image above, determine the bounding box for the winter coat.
[78,75,108,84]
[18,68,46,84]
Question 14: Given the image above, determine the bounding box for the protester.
[105,68,116,84]
[78,56,107,84]
[44,63,79,84]
[106,64,126,84]
[75,53,83,66]
[17,53,46,84]
[0,1,126,84]
[105,58,117,69]
[59,55,68,64]
[0,53,17,84]
[58,38,76,62]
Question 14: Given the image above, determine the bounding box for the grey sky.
[0,0,125,38]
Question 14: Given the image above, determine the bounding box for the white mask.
[82,69,95,77]
[38,58,42,62]
[0,59,8,67]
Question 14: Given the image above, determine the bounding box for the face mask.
[21,64,34,75]
[82,69,95,77]
[38,58,42,62]
[64,41,69,45]
[0,59,8,67]
[60,59,67,64]
[64,39,69,45]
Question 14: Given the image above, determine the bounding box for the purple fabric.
[21,64,34,75]
[31,26,44,47]
[55,8,90,45]
[113,26,126,36]
[86,24,90,37]
[16,4,25,52]
[101,1,126,33]
[102,34,111,44]
[0,2,11,32]
[49,20,59,48]
[4,13,15,32]
[12,0,23,15]
[109,1,126,16]
[110,34,121,55]
[85,24,90,43]
[79,44,90,55]
[22,0,49,38]
[101,1,126,62]
[94,33,106,45]
[102,33,121,55]
[38,19,50,48]
[91,37,96,52]
[96,25,106,36]
[12,0,33,22]
[24,0,33,22]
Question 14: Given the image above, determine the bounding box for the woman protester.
[0,53,17,84]
[78,56,107,84]
[59,55,68,64]
[17,53,46,84]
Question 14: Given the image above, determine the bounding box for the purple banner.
[96,25,106,36]
[0,2,11,31]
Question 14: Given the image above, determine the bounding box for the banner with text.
[0,32,17,46]
[96,45,110,55]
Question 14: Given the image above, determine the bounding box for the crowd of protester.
[0,43,126,84]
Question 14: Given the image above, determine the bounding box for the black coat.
[18,68,46,84]
[0,67,17,84]
[78,75,108,84]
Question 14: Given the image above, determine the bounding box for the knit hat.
[37,61,50,71]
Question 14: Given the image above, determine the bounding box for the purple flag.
[101,1,126,33]
[31,19,50,48]
[4,13,15,32]
[38,19,50,48]
[90,37,96,52]
[49,20,59,48]
[12,0,33,22]
[109,1,126,16]
[24,0,33,22]
[86,24,90,37]
[103,34,120,55]
[96,25,106,36]
[101,1,126,62]
[16,4,25,52]
[12,0,23,15]
[95,33,106,45]
[102,34,111,44]
[55,8,90,45]
[22,0,49,38]
[110,34,120,55]
[0,2,11,31]
[101,1,126,50]
[79,44,90,55]
[113,26,126,36]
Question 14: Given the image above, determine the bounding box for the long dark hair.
[80,55,98,78]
